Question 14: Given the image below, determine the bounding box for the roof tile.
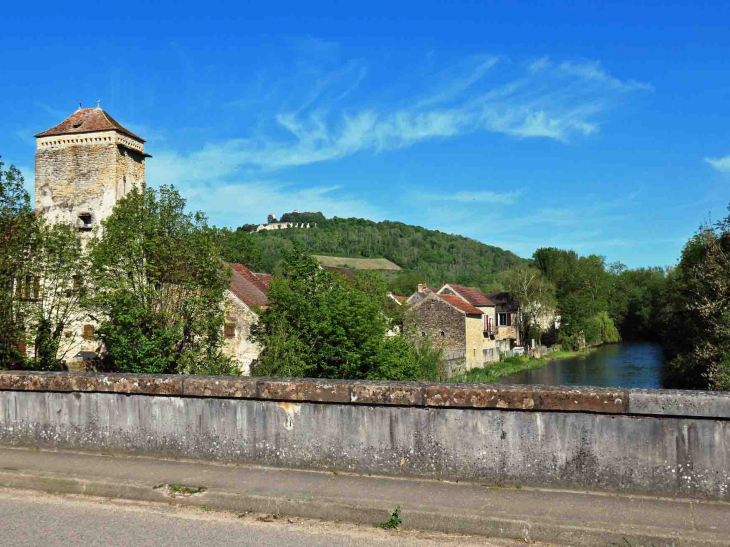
[439,294,484,315]
[445,284,495,306]
[229,263,269,309]
[35,107,145,142]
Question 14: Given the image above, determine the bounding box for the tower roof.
[34,107,145,142]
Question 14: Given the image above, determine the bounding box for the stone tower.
[34,105,150,230]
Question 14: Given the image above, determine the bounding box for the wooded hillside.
[238,213,526,292]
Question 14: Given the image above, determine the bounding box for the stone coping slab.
[0,371,728,418]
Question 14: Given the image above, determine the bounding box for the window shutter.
[507,313,512,326]
[33,277,40,300]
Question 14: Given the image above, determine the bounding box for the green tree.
[220,227,263,271]
[87,185,236,375]
[0,161,36,365]
[502,265,557,344]
[25,221,89,369]
[251,244,438,380]
[663,209,730,390]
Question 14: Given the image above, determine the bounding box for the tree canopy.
[87,185,236,375]
[250,244,441,381]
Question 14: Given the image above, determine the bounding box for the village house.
[387,293,407,305]
[485,292,522,353]
[223,264,270,374]
[28,106,270,372]
[406,290,486,370]
[437,284,498,364]
[405,283,435,306]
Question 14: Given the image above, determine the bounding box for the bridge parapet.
[1,372,728,500]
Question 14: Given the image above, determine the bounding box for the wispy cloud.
[559,61,654,92]
[705,155,730,174]
[142,50,650,228]
[160,53,651,179]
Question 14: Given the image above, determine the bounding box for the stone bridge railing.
[0,372,728,500]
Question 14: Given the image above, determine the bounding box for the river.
[497,342,670,389]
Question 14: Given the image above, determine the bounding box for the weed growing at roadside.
[380,505,402,530]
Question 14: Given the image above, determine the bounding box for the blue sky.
[3,1,729,268]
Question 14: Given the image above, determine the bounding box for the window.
[483,314,493,333]
[78,212,93,231]
[421,331,427,337]
[224,323,236,338]
[498,313,509,326]
[440,330,446,337]
[17,275,40,301]
[83,325,94,341]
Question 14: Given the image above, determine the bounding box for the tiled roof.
[34,107,145,142]
[392,295,407,303]
[229,263,269,309]
[254,273,274,289]
[444,284,495,306]
[439,294,484,315]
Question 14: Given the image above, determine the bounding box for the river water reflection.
[497,342,670,389]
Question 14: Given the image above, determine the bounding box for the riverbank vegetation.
[452,350,594,384]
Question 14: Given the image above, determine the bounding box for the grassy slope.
[312,255,401,271]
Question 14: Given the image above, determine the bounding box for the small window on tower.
[83,325,94,341]
[224,323,236,338]
[78,213,93,232]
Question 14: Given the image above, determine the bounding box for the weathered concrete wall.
[0,372,728,500]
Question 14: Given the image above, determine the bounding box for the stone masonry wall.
[35,131,146,230]
[409,297,465,356]
[0,372,729,500]
[222,291,261,375]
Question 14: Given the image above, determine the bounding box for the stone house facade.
[407,292,485,370]
[223,264,270,374]
[485,292,522,352]
[437,284,499,364]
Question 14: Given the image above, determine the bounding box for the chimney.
[417,283,426,293]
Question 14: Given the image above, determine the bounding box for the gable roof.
[438,294,484,315]
[406,286,434,305]
[229,263,269,309]
[34,107,145,142]
[391,294,407,303]
[440,284,495,307]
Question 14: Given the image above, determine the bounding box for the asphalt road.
[0,487,539,547]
